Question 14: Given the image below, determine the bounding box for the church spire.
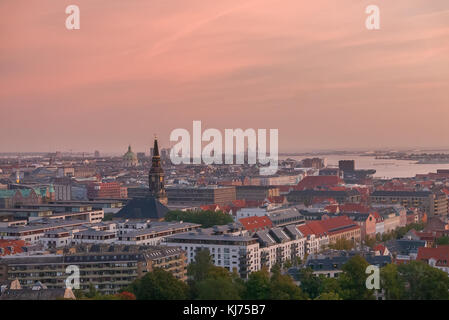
[149,136,167,205]
[153,136,160,157]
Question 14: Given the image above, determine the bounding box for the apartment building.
[255,225,306,270]
[297,216,361,251]
[370,190,448,217]
[305,250,391,278]
[117,221,201,246]
[235,186,280,201]
[164,232,259,279]
[297,224,329,254]
[287,189,361,204]
[0,244,187,294]
[0,220,90,243]
[166,186,236,206]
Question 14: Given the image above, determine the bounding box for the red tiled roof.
[371,211,383,222]
[328,186,347,191]
[239,216,273,232]
[298,221,326,237]
[313,198,337,205]
[277,185,296,193]
[0,240,27,256]
[338,203,370,214]
[200,204,220,211]
[231,199,247,208]
[297,216,360,237]
[373,244,386,255]
[295,175,343,191]
[324,204,339,214]
[319,216,360,235]
[417,246,449,267]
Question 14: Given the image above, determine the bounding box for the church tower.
[149,137,168,205]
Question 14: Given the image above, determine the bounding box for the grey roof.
[288,189,360,197]
[371,190,432,197]
[284,224,304,239]
[305,251,391,272]
[115,196,169,220]
[166,232,255,242]
[74,229,115,237]
[120,221,200,237]
[269,228,290,243]
[0,288,70,300]
[343,213,370,222]
[0,220,89,234]
[385,239,426,255]
[255,230,277,246]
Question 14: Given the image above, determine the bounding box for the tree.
[187,249,244,299]
[436,236,449,246]
[298,268,323,299]
[187,249,214,283]
[293,256,303,267]
[269,268,306,300]
[398,261,449,300]
[74,286,137,300]
[115,291,136,300]
[328,238,354,250]
[338,255,374,300]
[196,277,242,300]
[364,236,376,249]
[380,263,404,300]
[315,292,342,300]
[321,276,340,295]
[165,210,234,228]
[244,268,271,300]
[283,259,293,269]
[128,268,189,300]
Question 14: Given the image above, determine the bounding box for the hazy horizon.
[1,0,448,153]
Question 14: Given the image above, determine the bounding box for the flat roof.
[167,233,255,242]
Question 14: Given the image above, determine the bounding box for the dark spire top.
[153,137,160,157]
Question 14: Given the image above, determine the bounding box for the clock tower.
[149,137,168,205]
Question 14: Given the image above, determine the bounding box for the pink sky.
[1,0,448,153]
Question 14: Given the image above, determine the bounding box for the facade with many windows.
[164,233,259,279]
[0,244,187,294]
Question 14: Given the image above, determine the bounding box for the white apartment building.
[117,221,201,246]
[164,233,260,279]
[235,207,268,221]
[0,220,89,243]
[256,225,306,270]
[72,229,117,244]
[40,228,74,248]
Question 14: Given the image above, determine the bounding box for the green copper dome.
[123,145,137,161]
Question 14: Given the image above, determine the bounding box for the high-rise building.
[339,160,355,172]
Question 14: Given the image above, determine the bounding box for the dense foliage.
[381,260,449,300]
[126,250,305,300]
[377,223,425,242]
[165,210,234,228]
[87,252,449,301]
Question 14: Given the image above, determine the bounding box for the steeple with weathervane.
[149,136,167,205]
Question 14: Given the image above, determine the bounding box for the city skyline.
[1,0,449,153]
